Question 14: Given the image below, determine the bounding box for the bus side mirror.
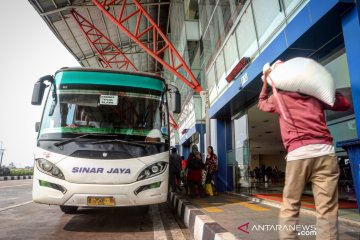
[31,75,53,105]
[31,82,46,105]
[172,91,181,114]
[35,122,40,132]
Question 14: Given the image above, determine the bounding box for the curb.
[0,175,33,181]
[169,192,238,240]
[226,192,360,228]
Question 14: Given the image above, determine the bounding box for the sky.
[0,1,79,168]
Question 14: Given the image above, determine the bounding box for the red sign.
[226,57,250,83]
[238,222,250,234]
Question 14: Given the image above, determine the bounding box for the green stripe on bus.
[55,71,164,91]
[40,127,152,136]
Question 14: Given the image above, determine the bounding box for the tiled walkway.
[181,193,360,240]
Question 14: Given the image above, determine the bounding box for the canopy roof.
[28,0,170,74]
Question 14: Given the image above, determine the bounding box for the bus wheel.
[60,205,78,214]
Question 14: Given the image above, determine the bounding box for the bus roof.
[54,67,166,92]
[55,67,166,83]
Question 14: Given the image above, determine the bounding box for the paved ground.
[236,182,360,222]
[187,193,360,240]
[3,179,359,240]
[0,179,32,209]
[0,179,193,240]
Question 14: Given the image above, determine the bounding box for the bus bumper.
[32,170,168,207]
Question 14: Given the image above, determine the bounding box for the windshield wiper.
[90,139,146,148]
[53,133,117,147]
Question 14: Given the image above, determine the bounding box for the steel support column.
[169,114,178,130]
[71,9,179,129]
[71,10,137,71]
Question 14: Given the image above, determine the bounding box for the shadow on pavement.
[63,206,152,233]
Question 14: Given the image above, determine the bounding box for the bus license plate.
[87,197,115,206]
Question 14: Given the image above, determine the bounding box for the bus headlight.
[151,165,159,173]
[137,162,167,181]
[36,158,65,180]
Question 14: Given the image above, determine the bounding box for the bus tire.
[60,205,78,214]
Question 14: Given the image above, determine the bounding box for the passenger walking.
[181,156,187,171]
[265,165,273,183]
[180,156,188,193]
[186,145,205,198]
[272,165,279,184]
[205,146,218,196]
[258,65,351,240]
[260,165,266,182]
[245,166,251,183]
[254,166,260,182]
[249,167,255,182]
[169,147,182,192]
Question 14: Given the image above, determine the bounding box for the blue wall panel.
[283,7,312,45]
[216,120,227,192]
[216,120,233,192]
[342,5,360,138]
[307,0,338,22]
[225,120,233,191]
[182,146,190,160]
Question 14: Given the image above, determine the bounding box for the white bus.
[31,68,180,214]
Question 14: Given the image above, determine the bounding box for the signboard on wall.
[178,95,204,136]
[226,57,250,83]
[240,72,249,87]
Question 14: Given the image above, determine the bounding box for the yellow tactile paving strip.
[191,199,224,213]
[235,201,270,212]
[191,196,271,213]
[202,206,224,213]
[224,198,270,212]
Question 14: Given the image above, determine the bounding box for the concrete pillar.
[182,145,190,159]
[216,119,233,192]
[198,125,206,154]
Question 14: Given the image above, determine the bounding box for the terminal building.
[167,0,360,204]
[30,0,360,205]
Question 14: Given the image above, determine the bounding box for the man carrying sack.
[258,59,351,240]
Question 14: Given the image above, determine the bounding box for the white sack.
[266,57,335,106]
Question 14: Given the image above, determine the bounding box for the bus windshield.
[39,85,169,143]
